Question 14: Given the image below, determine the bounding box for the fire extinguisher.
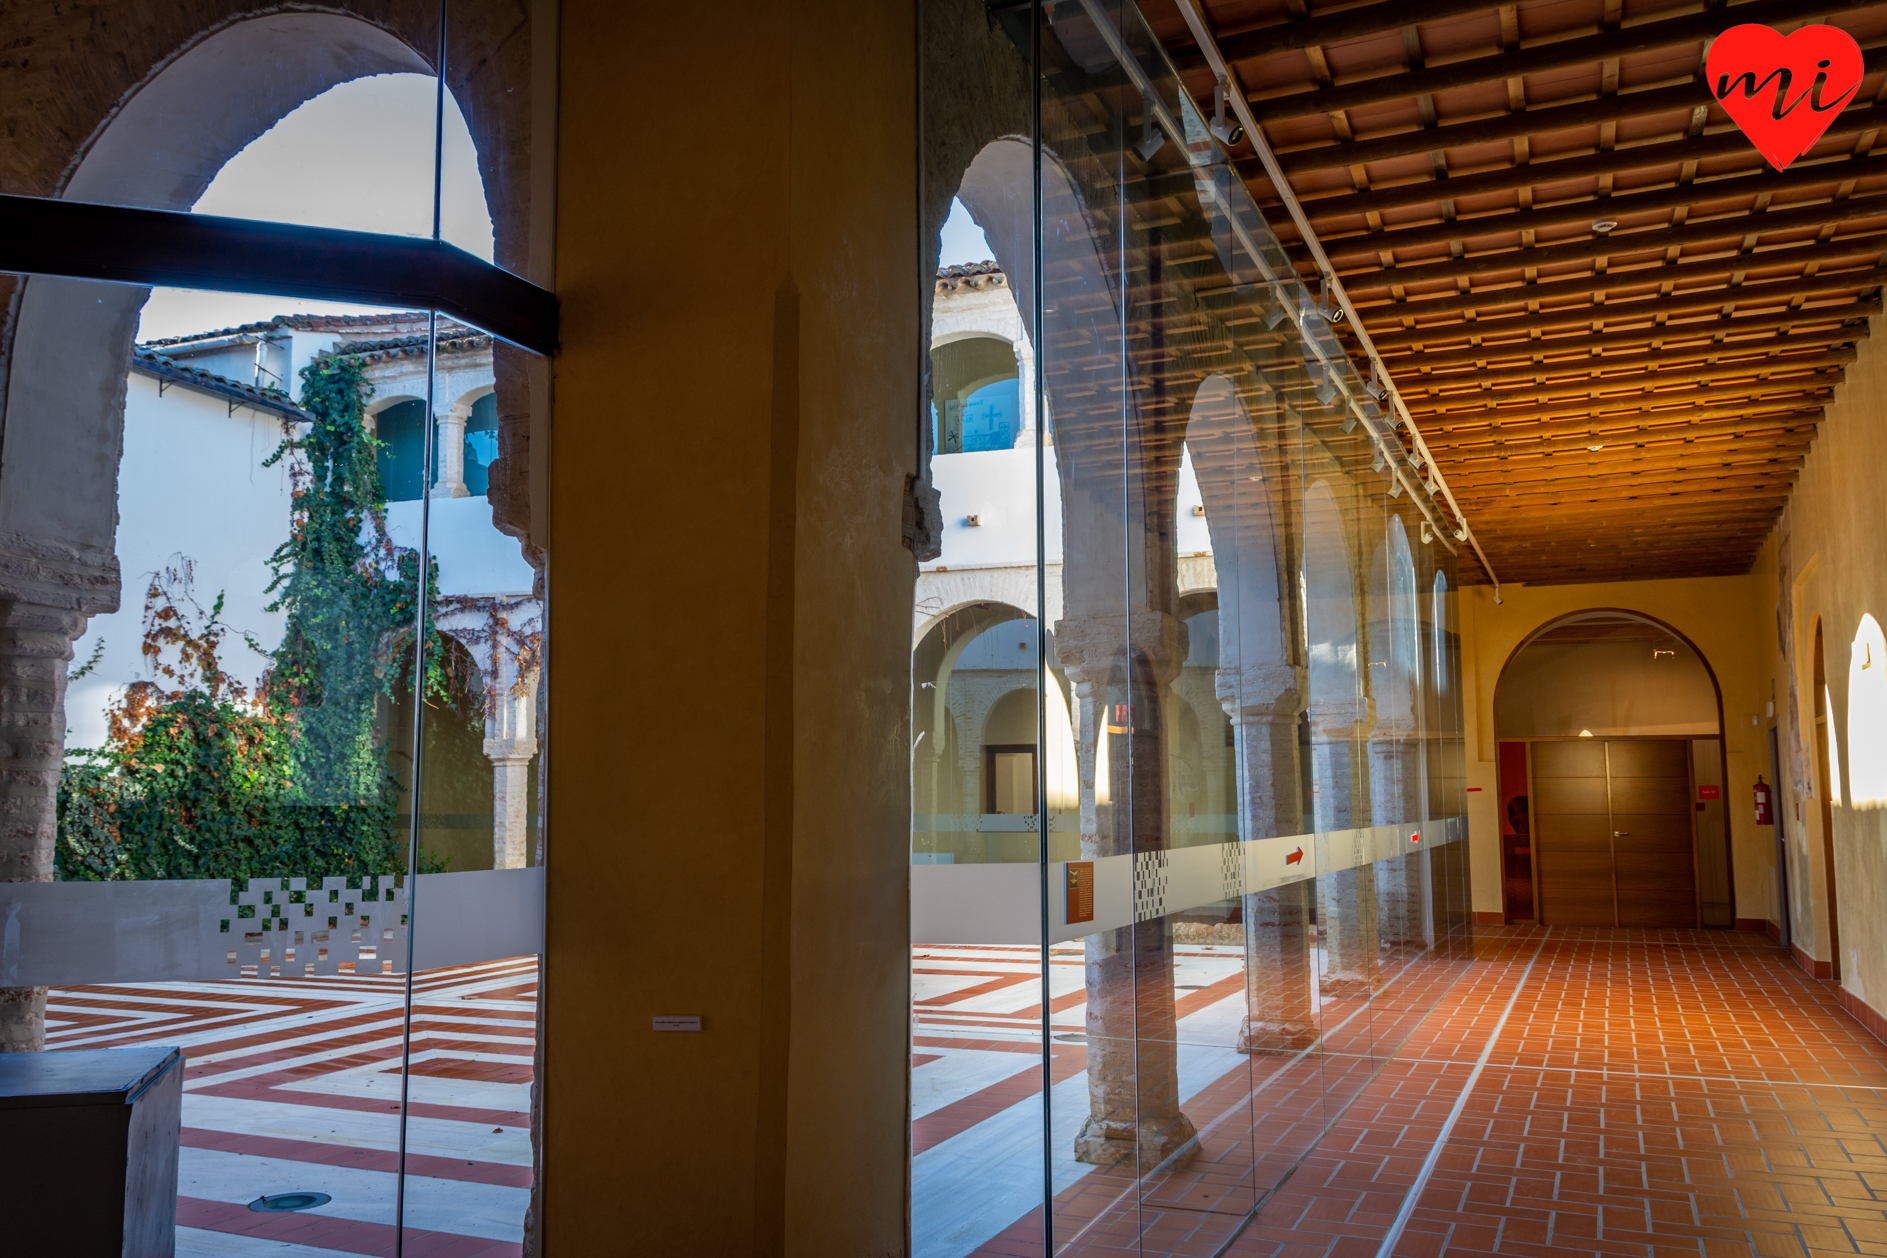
[1754,775,1774,826]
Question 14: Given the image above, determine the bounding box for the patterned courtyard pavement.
[47,957,538,1258]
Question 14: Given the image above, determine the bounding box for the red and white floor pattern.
[47,957,538,1258]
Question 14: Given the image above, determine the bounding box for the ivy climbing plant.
[57,355,458,882]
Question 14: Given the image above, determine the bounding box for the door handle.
[1613,831,1630,837]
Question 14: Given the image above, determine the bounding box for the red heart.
[1707,24,1862,171]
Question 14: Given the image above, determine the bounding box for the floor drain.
[249,1192,332,1213]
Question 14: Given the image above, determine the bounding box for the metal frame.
[0,193,557,357]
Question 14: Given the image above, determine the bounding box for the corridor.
[1227,930,1887,1258]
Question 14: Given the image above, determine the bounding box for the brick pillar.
[0,600,88,1051]
[1218,668,1316,1053]
[1058,611,1199,1169]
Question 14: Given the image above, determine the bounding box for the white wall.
[67,373,297,748]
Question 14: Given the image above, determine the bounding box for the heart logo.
[1707,24,1863,170]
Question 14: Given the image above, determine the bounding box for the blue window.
[375,399,427,502]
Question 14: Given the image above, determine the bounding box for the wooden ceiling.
[1157,0,1887,585]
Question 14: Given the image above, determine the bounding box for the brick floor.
[953,927,1887,1257]
[1226,928,1887,1258]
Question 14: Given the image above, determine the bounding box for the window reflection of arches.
[1369,518,1424,825]
[463,394,500,497]
[930,335,1021,453]
[1847,614,1887,807]
[1303,481,1360,714]
[1302,480,1361,832]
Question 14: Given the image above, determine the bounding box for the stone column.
[431,400,474,499]
[0,599,89,1051]
[1013,340,1037,446]
[1057,611,1199,1169]
[1309,703,1381,1001]
[1368,727,1426,967]
[1217,666,1317,1053]
[484,659,539,870]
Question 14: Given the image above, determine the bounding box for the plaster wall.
[1458,574,1772,924]
[66,373,298,749]
[549,0,915,1252]
[1755,310,1887,1022]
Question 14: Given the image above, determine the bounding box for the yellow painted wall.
[1459,313,1887,1029]
[1755,312,1887,1020]
[548,1,917,1252]
[1458,574,1775,924]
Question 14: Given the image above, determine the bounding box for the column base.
[1319,975,1380,1001]
[1237,1016,1318,1054]
[1072,1113,1199,1169]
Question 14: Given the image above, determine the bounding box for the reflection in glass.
[914,0,1474,1252]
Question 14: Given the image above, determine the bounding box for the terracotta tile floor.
[1226,927,1887,1258]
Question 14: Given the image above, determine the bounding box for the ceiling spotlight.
[1210,80,1246,148]
[1135,106,1167,162]
[1452,526,1468,542]
[1372,445,1387,472]
[1343,410,1360,433]
[1388,475,1403,498]
[1421,521,1434,545]
[1366,362,1389,400]
[1591,218,1619,233]
[1309,363,1340,406]
[1262,300,1289,330]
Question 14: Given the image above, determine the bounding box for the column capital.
[1052,609,1187,688]
[1214,662,1302,719]
[0,532,119,617]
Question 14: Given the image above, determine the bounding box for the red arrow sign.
[1285,847,1304,866]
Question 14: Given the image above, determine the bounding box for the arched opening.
[931,335,1022,453]
[1,12,548,1250]
[1495,610,1729,928]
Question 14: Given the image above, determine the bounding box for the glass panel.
[916,0,1475,1251]
[397,319,545,1252]
[444,0,557,283]
[0,272,441,1251]
[911,2,1046,1252]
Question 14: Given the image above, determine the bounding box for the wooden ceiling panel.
[1164,0,1887,585]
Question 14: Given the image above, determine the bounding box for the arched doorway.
[1495,610,1730,927]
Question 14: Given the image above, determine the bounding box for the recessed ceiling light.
[1592,219,1618,233]
[1588,443,1604,451]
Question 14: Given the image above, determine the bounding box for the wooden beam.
[1248,0,1887,123]
[1270,48,1887,176]
[1342,195,1887,290]
[1403,324,1856,384]
[1432,407,1824,447]
[1411,384,1833,426]
[1323,159,1887,258]
[1410,348,1855,395]
[1193,0,1501,71]
[1300,108,1887,218]
[1366,266,1887,344]
[1383,305,1877,369]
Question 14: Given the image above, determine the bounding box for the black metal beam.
[0,194,557,356]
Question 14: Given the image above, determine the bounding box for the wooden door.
[1607,741,1698,927]
[1532,741,1615,925]
[1531,739,1698,928]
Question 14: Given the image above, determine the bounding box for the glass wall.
[0,5,548,1255]
[913,1,1472,1252]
